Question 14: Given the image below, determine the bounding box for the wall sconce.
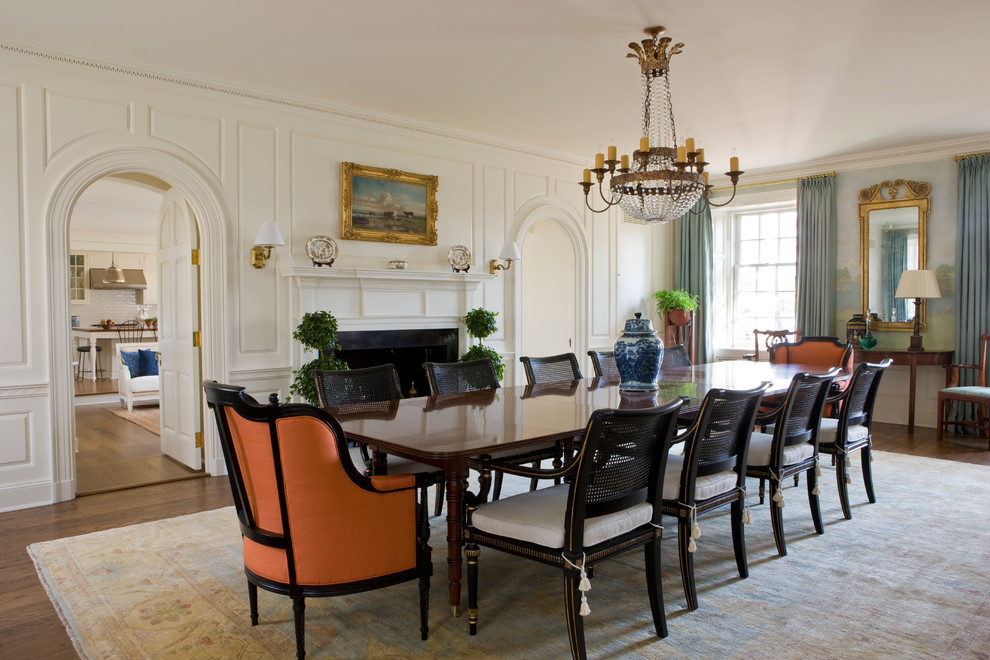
[490,241,521,275]
[251,222,286,269]
[894,269,941,351]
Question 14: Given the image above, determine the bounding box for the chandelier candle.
[580,26,744,224]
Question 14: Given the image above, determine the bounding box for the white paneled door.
[157,189,202,470]
[521,219,578,360]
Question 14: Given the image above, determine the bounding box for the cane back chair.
[661,382,770,611]
[465,398,683,659]
[587,349,620,380]
[313,364,446,516]
[818,359,892,520]
[520,352,584,385]
[747,370,838,556]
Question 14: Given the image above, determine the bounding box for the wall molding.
[8,39,989,180]
[0,39,579,165]
[227,367,293,382]
[0,383,48,398]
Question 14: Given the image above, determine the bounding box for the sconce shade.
[498,241,521,261]
[894,269,941,299]
[253,222,285,248]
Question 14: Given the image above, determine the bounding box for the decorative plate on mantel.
[306,235,337,267]
[447,245,471,272]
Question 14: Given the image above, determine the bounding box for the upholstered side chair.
[937,333,990,448]
[203,381,432,659]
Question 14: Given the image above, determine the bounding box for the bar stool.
[75,344,105,381]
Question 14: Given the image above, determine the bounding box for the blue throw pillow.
[139,349,159,377]
[120,350,141,378]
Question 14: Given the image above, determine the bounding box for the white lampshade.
[894,269,941,299]
[253,222,285,248]
[498,241,521,261]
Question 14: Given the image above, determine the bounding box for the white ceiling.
[5,0,990,175]
[71,178,162,241]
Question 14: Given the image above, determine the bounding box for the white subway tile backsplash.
[72,290,158,327]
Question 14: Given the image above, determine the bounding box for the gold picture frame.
[341,162,438,245]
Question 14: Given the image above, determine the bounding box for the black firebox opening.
[326,328,459,398]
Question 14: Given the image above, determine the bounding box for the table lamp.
[894,269,941,351]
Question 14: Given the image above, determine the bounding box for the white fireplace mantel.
[280,266,494,335]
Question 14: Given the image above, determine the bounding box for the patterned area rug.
[28,452,990,659]
[109,405,160,435]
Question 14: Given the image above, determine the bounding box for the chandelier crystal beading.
[580,26,743,224]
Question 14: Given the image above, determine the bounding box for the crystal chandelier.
[580,26,743,224]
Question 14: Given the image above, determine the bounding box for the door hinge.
[195,431,204,449]
[191,248,201,265]
[193,331,202,347]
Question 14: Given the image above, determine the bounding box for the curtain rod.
[711,171,835,193]
[954,151,990,162]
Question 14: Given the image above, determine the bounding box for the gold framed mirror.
[858,179,930,332]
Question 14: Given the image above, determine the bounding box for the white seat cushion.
[130,375,159,393]
[818,418,869,445]
[662,452,738,501]
[470,483,653,548]
[747,431,815,467]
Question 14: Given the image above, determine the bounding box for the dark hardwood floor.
[74,402,203,494]
[0,422,986,659]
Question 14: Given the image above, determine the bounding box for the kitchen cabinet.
[73,250,158,305]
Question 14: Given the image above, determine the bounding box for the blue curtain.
[955,155,990,402]
[882,229,909,322]
[796,176,837,336]
[674,199,712,363]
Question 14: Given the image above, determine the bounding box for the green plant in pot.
[461,307,504,381]
[653,288,700,326]
[289,310,348,405]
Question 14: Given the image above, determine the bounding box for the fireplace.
[331,328,459,398]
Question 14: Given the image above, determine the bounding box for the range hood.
[90,268,148,290]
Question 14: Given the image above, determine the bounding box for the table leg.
[444,462,466,617]
[89,337,98,382]
[908,358,918,433]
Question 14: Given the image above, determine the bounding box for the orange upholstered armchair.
[768,336,853,373]
[204,381,432,659]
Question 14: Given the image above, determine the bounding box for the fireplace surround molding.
[281,266,495,339]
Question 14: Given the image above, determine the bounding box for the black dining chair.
[465,398,683,659]
[520,352,584,385]
[587,350,620,380]
[818,359,891,520]
[747,369,838,556]
[313,364,447,516]
[661,382,769,611]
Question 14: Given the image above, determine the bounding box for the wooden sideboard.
[853,348,954,433]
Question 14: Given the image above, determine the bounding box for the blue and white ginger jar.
[614,312,664,391]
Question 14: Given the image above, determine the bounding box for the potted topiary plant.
[653,288,700,327]
[289,310,348,405]
[461,307,505,381]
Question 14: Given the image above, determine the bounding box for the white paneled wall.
[0,45,662,511]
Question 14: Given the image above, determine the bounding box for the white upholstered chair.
[116,342,160,411]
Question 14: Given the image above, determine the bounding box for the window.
[712,202,797,352]
[69,253,86,301]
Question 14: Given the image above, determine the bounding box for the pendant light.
[103,252,125,284]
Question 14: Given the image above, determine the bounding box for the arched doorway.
[47,150,228,503]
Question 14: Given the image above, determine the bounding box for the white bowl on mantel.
[388,260,408,270]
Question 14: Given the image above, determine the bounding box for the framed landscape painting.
[341,162,438,245]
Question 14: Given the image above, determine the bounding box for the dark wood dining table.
[329,359,847,617]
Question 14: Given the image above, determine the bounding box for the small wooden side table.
[854,348,954,433]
